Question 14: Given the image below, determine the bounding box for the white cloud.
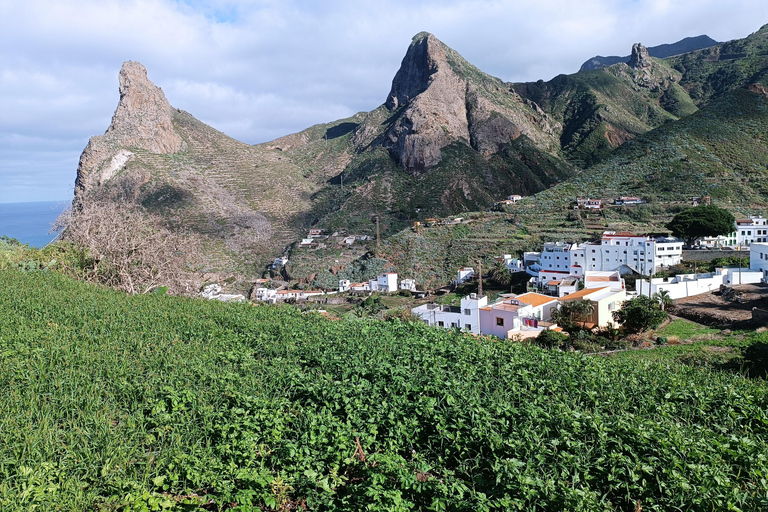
[2,0,768,201]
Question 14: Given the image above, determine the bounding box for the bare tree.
[55,199,204,295]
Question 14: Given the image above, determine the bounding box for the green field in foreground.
[1,271,768,511]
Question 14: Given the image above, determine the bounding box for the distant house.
[614,197,645,205]
[736,216,768,246]
[497,254,524,272]
[308,229,326,238]
[557,287,626,329]
[479,292,559,339]
[507,194,523,203]
[373,273,398,293]
[577,198,602,209]
[412,293,488,334]
[583,270,625,292]
[750,243,768,282]
[299,238,316,247]
[412,292,562,339]
[399,278,417,291]
[455,267,475,285]
[272,256,289,267]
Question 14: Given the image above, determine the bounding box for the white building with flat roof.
[750,243,768,281]
[736,216,768,246]
[412,293,488,334]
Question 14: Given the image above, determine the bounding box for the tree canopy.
[666,205,735,247]
[612,295,668,333]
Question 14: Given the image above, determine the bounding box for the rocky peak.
[106,61,183,153]
[74,61,183,199]
[628,43,652,70]
[386,33,445,111]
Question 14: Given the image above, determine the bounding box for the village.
[195,205,768,340]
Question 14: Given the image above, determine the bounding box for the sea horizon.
[0,199,71,248]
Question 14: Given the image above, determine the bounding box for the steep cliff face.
[74,62,183,200]
[378,32,560,174]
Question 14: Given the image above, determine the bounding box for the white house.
[254,287,278,303]
[557,287,626,329]
[412,304,463,330]
[750,243,768,282]
[339,279,351,292]
[583,270,625,292]
[399,278,417,291]
[412,293,488,335]
[696,233,738,248]
[455,267,475,285]
[272,256,289,267]
[478,292,559,339]
[373,273,398,293]
[498,254,524,272]
[582,232,682,276]
[736,216,768,246]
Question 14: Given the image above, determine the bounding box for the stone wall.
[682,249,749,262]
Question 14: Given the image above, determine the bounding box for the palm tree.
[652,290,673,312]
[490,261,513,287]
[552,299,595,331]
[571,299,595,327]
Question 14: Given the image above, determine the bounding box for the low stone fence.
[682,249,748,262]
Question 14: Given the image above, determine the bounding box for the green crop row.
[1,270,768,511]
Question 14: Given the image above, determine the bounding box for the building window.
[464,308,471,315]
[438,321,444,327]
[609,302,616,310]
[465,324,472,331]
[451,322,457,328]
[496,317,504,327]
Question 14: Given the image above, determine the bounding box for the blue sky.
[2,0,768,203]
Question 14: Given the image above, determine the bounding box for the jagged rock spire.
[74,62,183,199]
[386,32,441,111]
[628,43,652,69]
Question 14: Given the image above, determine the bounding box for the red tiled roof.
[515,293,557,307]
[558,287,609,301]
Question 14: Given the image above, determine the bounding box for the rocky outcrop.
[379,33,558,173]
[381,33,470,172]
[628,43,652,70]
[74,61,183,200]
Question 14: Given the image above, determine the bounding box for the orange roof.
[515,292,557,307]
[587,275,619,282]
[558,287,609,301]
[547,280,561,286]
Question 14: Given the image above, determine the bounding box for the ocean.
[0,200,71,248]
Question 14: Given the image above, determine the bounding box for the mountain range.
[579,35,719,71]
[72,24,768,279]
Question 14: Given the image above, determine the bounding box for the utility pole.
[477,260,483,297]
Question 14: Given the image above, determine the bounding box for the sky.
[2,0,768,203]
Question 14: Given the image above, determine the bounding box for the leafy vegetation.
[612,295,669,334]
[667,205,736,247]
[2,270,768,511]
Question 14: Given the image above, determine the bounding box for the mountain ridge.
[579,35,719,71]
[70,25,768,281]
